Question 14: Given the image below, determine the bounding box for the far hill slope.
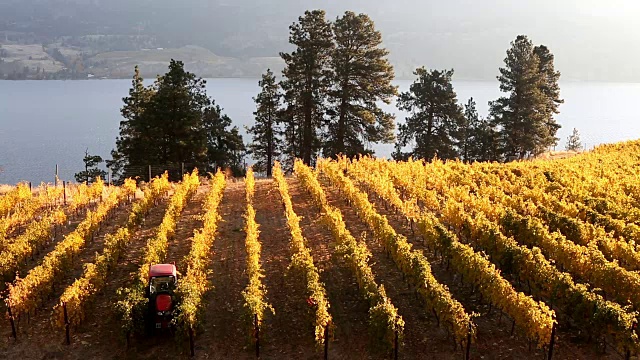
[89,46,284,78]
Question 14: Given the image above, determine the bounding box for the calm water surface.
[0,79,639,184]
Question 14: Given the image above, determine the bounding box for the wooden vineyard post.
[547,322,556,360]
[189,326,195,357]
[465,324,472,360]
[324,323,329,360]
[254,313,260,358]
[148,165,152,183]
[627,321,637,360]
[63,181,67,205]
[394,328,399,360]
[63,302,71,345]
[7,304,17,340]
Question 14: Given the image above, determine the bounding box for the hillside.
[1,141,640,359]
[0,43,284,79]
[1,0,640,81]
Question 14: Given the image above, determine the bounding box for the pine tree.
[473,118,502,162]
[324,11,397,158]
[108,65,154,179]
[490,35,562,160]
[393,68,463,161]
[109,61,246,180]
[566,128,582,151]
[247,69,281,177]
[534,45,563,150]
[453,98,482,161]
[456,99,504,162]
[144,60,210,166]
[278,105,301,171]
[280,10,334,166]
[75,149,107,183]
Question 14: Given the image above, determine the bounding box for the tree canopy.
[324,11,397,158]
[247,69,282,176]
[280,10,334,166]
[393,68,463,161]
[490,35,562,159]
[109,60,245,180]
[75,149,107,183]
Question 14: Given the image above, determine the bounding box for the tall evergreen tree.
[108,66,153,179]
[144,60,210,166]
[324,11,397,158]
[278,104,301,171]
[534,45,563,149]
[393,68,463,161]
[453,98,481,161]
[247,69,281,177]
[280,10,334,166]
[456,99,504,162]
[490,35,562,160]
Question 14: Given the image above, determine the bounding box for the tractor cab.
[147,264,177,330]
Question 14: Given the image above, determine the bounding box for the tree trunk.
[303,85,313,166]
[267,109,273,177]
[337,79,348,157]
[425,110,434,158]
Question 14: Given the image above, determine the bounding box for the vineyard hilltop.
[1,140,640,359]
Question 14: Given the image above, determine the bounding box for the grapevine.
[176,170,226,337]
[52,175,170,329]
[242,167,274,335]
[272,161,332,345]
[5,180,135,319]
[319,159,474,346]
[295,160,404,350]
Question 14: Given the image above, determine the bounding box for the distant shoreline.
[2,78,640,84]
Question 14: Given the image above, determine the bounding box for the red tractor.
[146,264,178,330]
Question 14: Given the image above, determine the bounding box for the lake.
[1,79,639,184]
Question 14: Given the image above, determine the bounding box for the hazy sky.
[218,0,640,81]
[349,0,640,81]
[1,0,639,81]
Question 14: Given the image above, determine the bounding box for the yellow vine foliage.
[0,180,109,281]
[0,183,63,245]
[52,176,170,329]
[0,183,33,217]
[273,161,332,345]
[138,170,200,283]
[347,157,555,348]
[67,178,105,214]
[117,170,199,335]
[177,170,226,333]
[319,158,474,345]
[294,160,403,350]
[242,167,274,328]
[5,179,135,318]
[0,209,67,281]
[347,141,640,351]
